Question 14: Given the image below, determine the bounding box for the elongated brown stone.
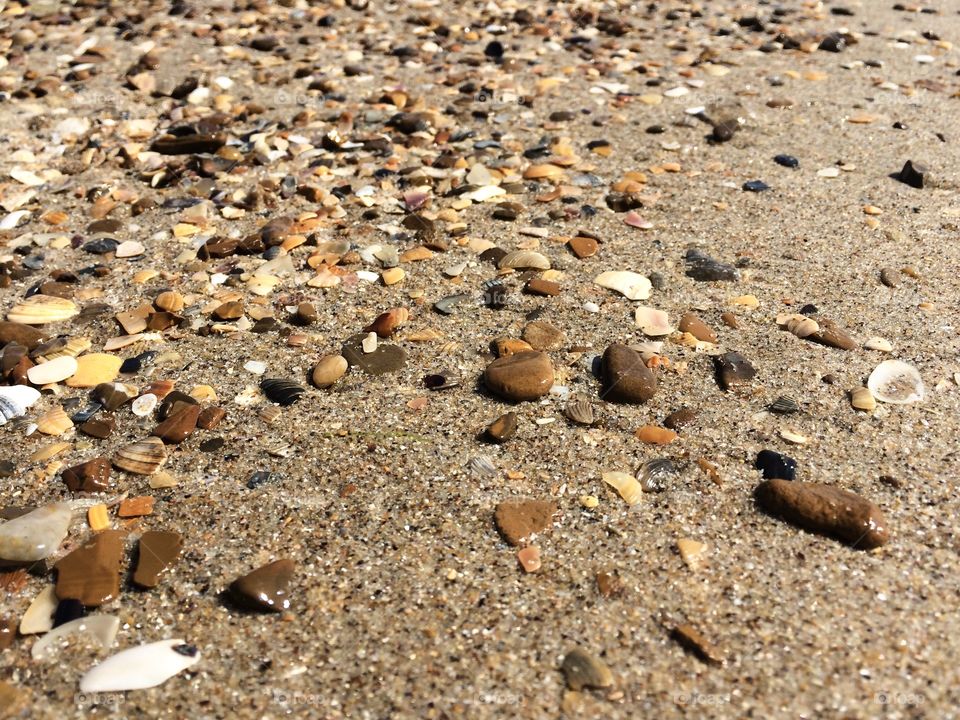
[0,321,46,350]
[151,404,200,444]
[484,352,554,401]
[230,559,295,612]
[55,530,124,606]
[132,531,183,588]
[755,479,890,549]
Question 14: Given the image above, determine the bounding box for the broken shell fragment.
[593,271,652,300]
[498,250,551,271]
[0,385,41,425]
[79,639,201,693]
[634,306,673,336]
[602,471,643,506]
[867,360,924,404]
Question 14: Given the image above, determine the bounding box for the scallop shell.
[594,271,652,301]
[7,295,79,325]
[867,360,924,404]
[113,436,168,475]
[260,378,306,406]
[565,396,595,425]
[498,250,551,271]
[634,306,673,336]
[36,407,74,436]
[769,396,800,414]
[602,471,643,506]
[467,455,496,478]
[0,385,41,425]
[39,336,92,360]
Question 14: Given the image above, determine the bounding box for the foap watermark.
[448,690,522,706]
[268,688,330,708]
[75,691,124,709]
[875,691,926,706]
[674,691,731,707]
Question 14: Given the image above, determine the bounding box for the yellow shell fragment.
[65,353,123,388]
[677,538,708,570]
[87,504,110,531]
[602,471,643,506]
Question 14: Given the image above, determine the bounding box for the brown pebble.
[525,278,562,296]
[596,570,624,598]
[295,302,318,325]
[118,496,155,518]
[671,624,724,665]
[213,301,244,321]
[561,648,614,691]
[664,407,697,431]
[0,617,15,650]
[54,530,124,607]
[311,354,349,388]
[484,352,554,401]
[363,307,409,338]
[151,404,200,444]
[809,318,857,350]
[522,321,565,351]
[197,406,226,430]
[678,312,717,343]
[487,412,518,443]
[79,415,115,439]
[714,351,756,390]
[568,236,599,259]
[494,499,558,546]
[755,479,890,549]
[601,344,657,404]
[61,458,112,493]
[230,559,295,612]
[0,321,46,350]
[132,531,183,588]
[720,312,738,328]
[493,338,534,357]
[879,268,899,288]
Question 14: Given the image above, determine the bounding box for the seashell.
[769,395,800,414]
[36,407,74,436]
[602,471,644,506]
[498,250,551,271]
[565,396,595,425]
[39,336,91,360]
[433,293,473,316]
[777,313,820,338]
[0,385,41,425]
[634,306,673,336]
[260,378,306,406]
[864,336,893,353]
[32,615,120,661]
[113,436,168,475]
[259,406,282,423]
[361,332,378,354]
[364,308,409,338]
[467,455,497,478]
[867,360,924,404]
[91,382,137,411]
[26,355,78,385]
[424,370,460,390]
[79,639,201,693]
[19,585,58,634]
[65,353,123,388]
[7,295,79,325]
[523,163,564,180]
[850,387,877,411]
[779,429,809,445]
[154,291,185,313]
[131,393,158,417]
[594,271,652,300]
[637,458,678,492]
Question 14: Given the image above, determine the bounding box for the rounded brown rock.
[600,344,657,404]
[484,352,554,401]
[678,312,717,343]
[311,354,348,388]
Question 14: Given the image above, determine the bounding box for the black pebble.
[774,154,799,168]
[756,450,797,481]
[743,180,770,192]
[53,599,86,627]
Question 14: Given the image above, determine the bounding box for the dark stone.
[897,160,927,189]
[756,450,797,480]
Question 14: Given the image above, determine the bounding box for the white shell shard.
[593,271,652,301]
[20,585,58,635]
[26,355,79,385]
[867,360,925,404]
[0,385,41,425]
[32,615,121,661]
[634,306,673,336]
[0,502,72,562]
[602,471,643,506]
[79,639,201,693]
[131,393,158,417]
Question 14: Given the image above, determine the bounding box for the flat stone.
[132,531,183,588]
[197,406,226,429]
[568,236,599,259]
[494,499,557,546]
[755,479,889,549]
[230,559,295,612]
[79,415,115,439]
[62,458,112,492]
[341,333,407,375]
[151,404,200,444]
[0,503,72,563]
[561,647,614,691]
[525,278,562,296]
[684,248,739,282]
[484,352,554,401]
[714,351,756,390]
[600,344,657,403]
[522,321,565,351]
[487,412,518,443]
[54,530,124,607]
[678,312,717,343]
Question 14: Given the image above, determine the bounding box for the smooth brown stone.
[38,281,74,299]
[295,302,318,325]
[197,406,226,430]
[0,321,45,350]
[311,354,348,388]
[132,531,182,588]
[561,648,614,691]
[522,321,565,351]
[61,458,112,493]
[363,308,408,338]
[714,351,756,390]
[158,391,198,420]
[212,301,244,320]
[493,338,534,357]
[809,318,857,350]
[0,616,15,650]
[151,132,226,155]
[720,312,738,328]
[54,530,124,607]
[678,312,717,343]
[487,412,518,443]
[596,570,624,598]
[525,278,562,296]
[484,352,554,401]
[601,344,657,404]
[494,499,558,546]
[755,479,890,549]
[118,496,155,518]
[568,236,599,259]
[671,624,724,665]
[664,407,698,431]
[91,382,135,411]
[230,559,295,613]
[151,404,200,444]
[79,415,115,439]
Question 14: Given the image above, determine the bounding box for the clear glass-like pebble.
[0,502,72,562]
[867,360,924,404]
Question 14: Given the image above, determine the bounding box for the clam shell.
[637,458,678,492]
[113,436,168,475]
[867,360,924,404]
[498,250,551,271]
[769,395,800,414]
[602,471,643,506]
[565,396,595,425]
[0,385,41,424]
[7,295,79,325]
[467,455,497,478]
[79,639,200,693]
[594,271,652,300]
[36,407,74,436]
[634,306,673,336]
[260,378,306,406]
[777,313,819,339]
[26,355,78,385]
[850,387,877,411]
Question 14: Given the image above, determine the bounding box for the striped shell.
[565,396,595,426]
[260,378,306,406]
[0,385,41,425]
[35,407,74,436]
[7,295,79,325]
[498,250,551,271]
[602,471,643,506]
[113,437,168,475]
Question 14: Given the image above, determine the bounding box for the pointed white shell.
[634,306,673,336]
[19,585,58,635]
[32,615,120,661]
[867,360,924,404]
[79,639,201,692]
[594,271,651,301]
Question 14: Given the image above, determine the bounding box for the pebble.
[755,450,797,480]
[601,344,657,404]
[79,639,201,693]
[494,499,558,546]
[230,559,295,612]
[152,404,200,444]
[635,425,678,445]
[522,321,565,351]
[0,503,71,562]
[684,248,740,282]
[671,624,724,665]
[525,278,562,296]
[664,407,698,431]
[341,333,407,375]
[898,160,928,188]
[54,530,124,606]
[486,412,518,443]
[714,351,756,390]
[311,354,349,388]
[517,546,541,573]
[133,531,183,588]
[678,313,717,343]
[755,479,889,549]
[484,352,554,401]
[62,458,112,493]
[808,318,857,350]
[561,648,614,691]
[0,321,46,349]
[568,236,599,259]
[774,154,799,168]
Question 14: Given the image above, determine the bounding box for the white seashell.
[864,336,893,353]
[79,639,201,693]
[498,250,551,271]
[779,429,809,445]
[243,360,267,375]
[26,355,79,385]
[7,295,79,324]
[361,332,378,354]
[19,585,58,635]
[634,306,673,336]
[32,615,121,661]
[115,241,145,258]
[868,360,924,404]
[0,385,41,425]
[602,471,643,506]
[131,393,158,417]
[594,271,652,301]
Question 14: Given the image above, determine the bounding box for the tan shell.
[634,306,673,336]
[40,336,91,360]
[522,163,564,180]
[113,437,168,475]
[498,250,551,271]
[7,295,79,325]
[36,407,74,436]
[777,313,820,339]
[154,291,185,313]
[65,353,123,388]
[565,396,595,426]
[602,471,643,506]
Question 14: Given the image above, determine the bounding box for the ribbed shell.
[113,437,168,475]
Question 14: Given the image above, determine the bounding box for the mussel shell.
[769,396,800,414]
[260,378,306,406]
